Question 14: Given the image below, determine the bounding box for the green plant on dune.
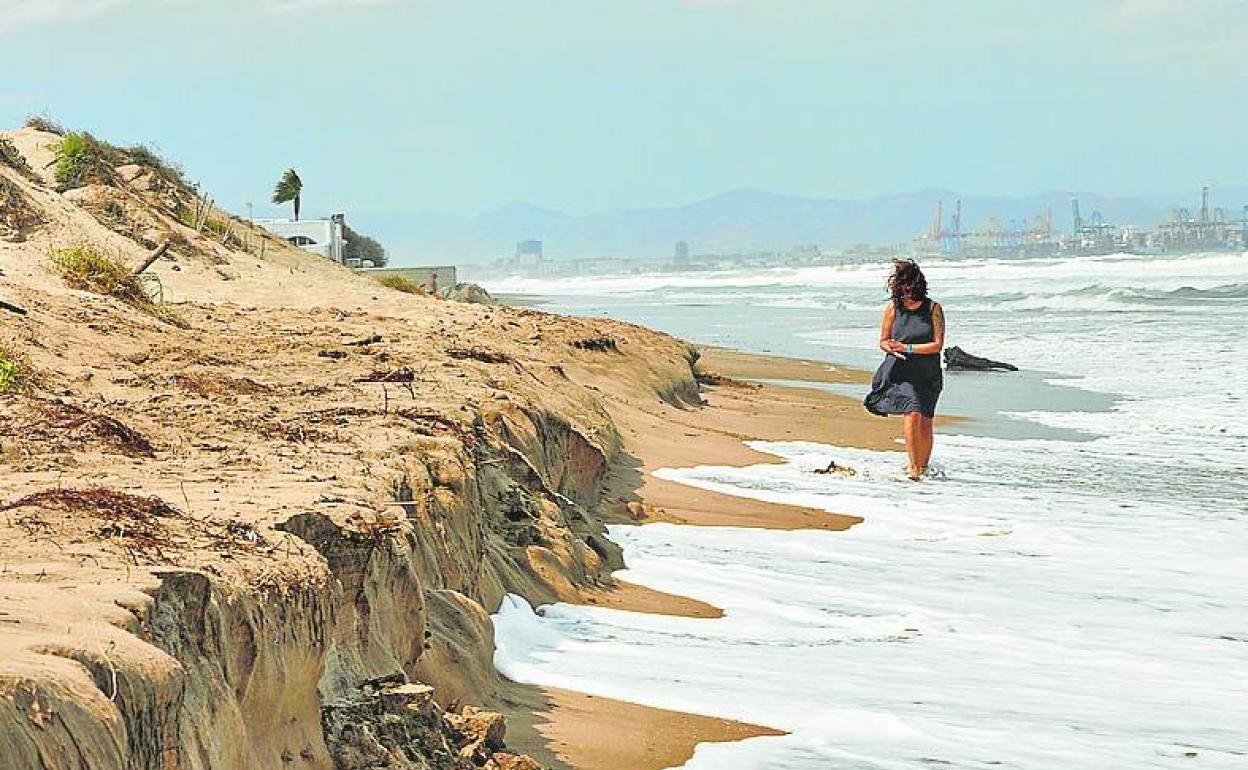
[54,133,110,191]
[271,168,303,221]
[374,274,427,294]
[50,244,186,327]
[51,244,147,304]
[0,346,30,394]
[52,130,195,195]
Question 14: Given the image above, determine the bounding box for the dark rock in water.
[815,460,857,477]
[943,346,1018,372]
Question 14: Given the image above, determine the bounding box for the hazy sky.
[1,0,1246,219]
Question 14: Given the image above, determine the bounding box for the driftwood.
[943,346,1018,372]
[446,347,511,364]
[0,299,27,316]
[131,240,171,276]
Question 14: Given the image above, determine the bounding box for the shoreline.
[497,347,905,770]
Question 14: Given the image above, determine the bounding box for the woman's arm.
[878,303,903,353]
[907,302,945,355]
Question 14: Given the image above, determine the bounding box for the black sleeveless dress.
[864,299,943,418]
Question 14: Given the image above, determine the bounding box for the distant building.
[515,239,543,268]
[257,213,347,263]
[674,241,690,265]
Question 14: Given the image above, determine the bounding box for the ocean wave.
[480,251,1248,298]
[933,281,1248,312]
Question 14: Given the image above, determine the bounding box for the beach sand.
[496,349,907,770]
[499,683,783,770]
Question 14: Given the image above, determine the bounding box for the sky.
[2,0,1247,223]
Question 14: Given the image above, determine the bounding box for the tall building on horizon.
[515,239,543,268]
[674,240,690,265]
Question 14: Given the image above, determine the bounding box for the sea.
[480,251,1248,769]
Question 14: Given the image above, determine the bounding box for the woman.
[864,259,945,480]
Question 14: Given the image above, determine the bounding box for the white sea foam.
[494,439,1248,768]
[482,251,1248,298]
[490,250,1248,768]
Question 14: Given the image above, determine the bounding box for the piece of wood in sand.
[0,299,27,315]
[131,240,171,276]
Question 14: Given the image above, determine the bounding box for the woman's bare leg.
[903,412,922,479]
[918,415,935,471]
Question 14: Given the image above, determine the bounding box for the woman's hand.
[881,339,906,353]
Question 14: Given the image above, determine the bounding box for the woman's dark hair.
[888,259,928,307]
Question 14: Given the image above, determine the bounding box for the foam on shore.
[494,436,1248,768]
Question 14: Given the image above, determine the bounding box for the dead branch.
[131,240,171,276]
[0,299,27,316]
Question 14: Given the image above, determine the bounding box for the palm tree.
[271,168,303,221]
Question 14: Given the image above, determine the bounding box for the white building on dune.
[257,213,347,263]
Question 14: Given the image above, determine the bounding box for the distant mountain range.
[348,186,1248,265]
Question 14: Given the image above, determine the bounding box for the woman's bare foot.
[907,465,922,481]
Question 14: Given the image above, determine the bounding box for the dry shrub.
[120,143,192,193]
[375,275,427,294]
[0,137,35,179]
[25,115,65,136]
[0,176,41,234]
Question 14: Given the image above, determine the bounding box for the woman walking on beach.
[864,259,945,480]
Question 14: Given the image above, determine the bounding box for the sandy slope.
[0,127,724,770]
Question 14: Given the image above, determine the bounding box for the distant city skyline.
[3,0,1247,225]
[317,184,1248,263]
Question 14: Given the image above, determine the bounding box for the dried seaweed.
[1,487,181,561]
[446,347,511,364]
[0,398,154,457]
[395,408,478,448]
[172,373,268,396]
[355,366,416,383]
[1,486,272,564]
[571,336,620,353]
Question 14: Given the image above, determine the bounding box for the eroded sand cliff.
[0,125,705,769]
